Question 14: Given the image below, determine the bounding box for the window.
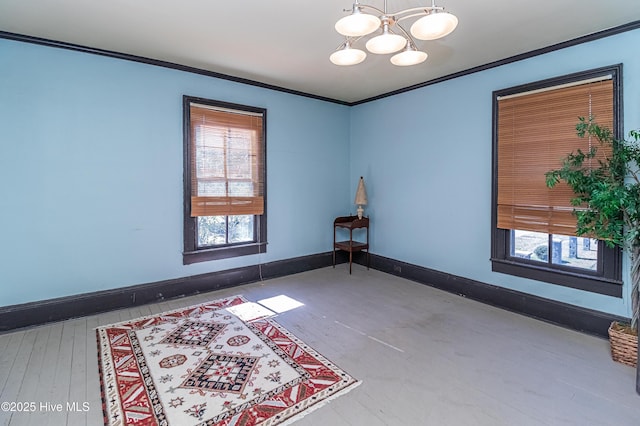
[183,96,267,264]
[491,66,622,297]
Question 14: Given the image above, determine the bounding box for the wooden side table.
[333,215,370,274]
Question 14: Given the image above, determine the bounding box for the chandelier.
[330,0,458,66]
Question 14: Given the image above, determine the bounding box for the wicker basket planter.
[608,321,638,367]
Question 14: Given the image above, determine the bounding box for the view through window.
[511,230,597,271]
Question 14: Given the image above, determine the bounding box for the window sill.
[183,242,267,265]
[491,258,622,297]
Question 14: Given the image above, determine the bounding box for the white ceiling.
[1,0,640,103]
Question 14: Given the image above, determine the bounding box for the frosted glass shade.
[366,33,406,54]
[410,11,458,40]
[391,49,428,66]
[335,13,381,37]
[330,47,367,66]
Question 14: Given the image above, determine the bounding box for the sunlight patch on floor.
[258,294,305,313]
[225,302,275,322]
[224,295,304,321]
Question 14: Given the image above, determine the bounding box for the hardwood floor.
[1,265,638,425]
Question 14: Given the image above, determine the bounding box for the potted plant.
[545,117,640,391]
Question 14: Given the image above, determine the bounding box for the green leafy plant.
[546,117,640,330]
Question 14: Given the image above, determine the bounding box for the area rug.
[97,295,359,425]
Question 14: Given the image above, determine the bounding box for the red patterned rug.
[97,295,359,425]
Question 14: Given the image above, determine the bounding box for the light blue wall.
[3,28,639,318]
[0,39,351,307]
[350,28,640,318]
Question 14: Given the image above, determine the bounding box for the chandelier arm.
[356,4,386,15]
[347,35,365,45]
[354,5,443,20]
[393,22,417,47]
[395,9,442,24]
[394,6,443,16]
[334,35,365,51]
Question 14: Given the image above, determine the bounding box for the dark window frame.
[490,65,623,297]
[182,96,267,265]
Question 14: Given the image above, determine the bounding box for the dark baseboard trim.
[1,249,626,338]
[353,252,628,339]
[0,251,346,332]
[261,251,347,279]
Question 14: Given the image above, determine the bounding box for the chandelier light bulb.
[365,27,407,54]
[410,11,458,40]
[391,48,428,66]
[335,11,381,37]
[330,45,367,66]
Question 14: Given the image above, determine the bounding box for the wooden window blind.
[496,77,613,235]
[189,104,265,217]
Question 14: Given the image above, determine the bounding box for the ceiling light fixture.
[390,42,428,66]
[329,40,367,66]
[330,0,458,66]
